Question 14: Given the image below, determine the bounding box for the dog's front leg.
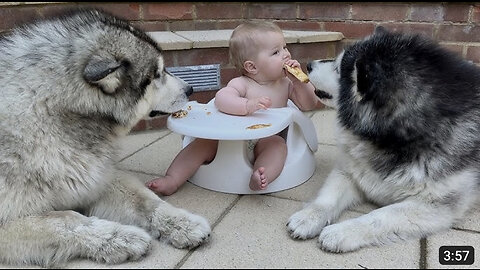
[0,210,151,267]
[87,173,211,249]
[317,199,458,253]
[316,170,479,253]
[287,167,363,239]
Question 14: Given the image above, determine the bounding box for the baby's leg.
[147,139,218,196]
[250,135,287,191]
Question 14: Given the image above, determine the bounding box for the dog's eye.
[154,72,160,79]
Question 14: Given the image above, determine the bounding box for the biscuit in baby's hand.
[284,65,310,83]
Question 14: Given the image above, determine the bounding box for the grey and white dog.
[0,9,210,267]
[287,27,480,252]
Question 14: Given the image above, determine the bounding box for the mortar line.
[420,238,427,269]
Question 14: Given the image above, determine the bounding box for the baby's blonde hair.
[229,21,283,74]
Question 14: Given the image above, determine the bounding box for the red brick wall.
[2,2,480,131]
[2,2,480,62]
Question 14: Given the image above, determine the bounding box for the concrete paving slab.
[272,144,338,201]
[426,230,479,269]
[180,195,420,268]
[117,132,183,175]
[117,170,239,226]
[453,205,480,232]
[148,31,192,50]
[116,129,171,162]
[311,109,337,145]
[62,170,238,269]
[64,240,188,269]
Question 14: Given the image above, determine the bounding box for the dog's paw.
[151,207,211,249]
[87,219,152,264]
[287,207,329,239]
[317,222,363,253]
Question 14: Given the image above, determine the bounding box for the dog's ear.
[83,55,123,94]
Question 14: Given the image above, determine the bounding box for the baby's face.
[254,31,291,80]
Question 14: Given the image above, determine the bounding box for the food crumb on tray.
[172,110,188,118]
[246,123,272,129]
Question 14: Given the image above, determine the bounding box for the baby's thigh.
[188,138,218,156]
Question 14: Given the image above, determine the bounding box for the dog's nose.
[185,85,193,97]
[306,62,312,73]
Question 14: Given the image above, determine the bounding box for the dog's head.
[308,26,479,144]
[306,52,343,109]
[56,9,192,131]
[307,26,397,110]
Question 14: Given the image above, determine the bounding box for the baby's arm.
[215,78,271,115]
[285,60,318,111]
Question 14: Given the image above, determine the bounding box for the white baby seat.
[167,98,318,194]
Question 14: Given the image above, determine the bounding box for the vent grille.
[166,64,221,92]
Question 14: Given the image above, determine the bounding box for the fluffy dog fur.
[287,27,480,252]
[0,9,211,267]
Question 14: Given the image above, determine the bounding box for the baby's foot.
[146,176,178,196]
[249,167,268,191]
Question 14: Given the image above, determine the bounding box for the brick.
[324,22,375,39]
[168,20,195,31]
[298,3,350,20]
[472,4,480,24]
[220,67,242,87]
[193,21,217,31]
[336,41,348,54]
[0,6,41,31]
[276,21,322,31]
[131,119,147,132]
[215,20,244,30]
[352,3,408,21]
[37,3,78,19]
[174,48,230,66]
[444,3,470,22]
[437,25,480,42]
[143,3,194,21]
[247,3,296,19]
[147,115,168,130]
[83,3,140,21]
[132,21,168,32]
[288,42,338,63]
[161,51,177,67]
[439,43,464,56]
[195,3,245,20]
[466,46,480,63]
[189,91,218,104]
[410,3,444,22]
[377,23,435,38]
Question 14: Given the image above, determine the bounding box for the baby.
[147,21,319,195]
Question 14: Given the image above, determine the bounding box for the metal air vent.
[166,64,221,92]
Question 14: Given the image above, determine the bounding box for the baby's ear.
[243,60,257,74]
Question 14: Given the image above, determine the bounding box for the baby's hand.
[246,96,272,114]
[284,59,309,83]
[284,59,301,68]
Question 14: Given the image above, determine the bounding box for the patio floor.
[4,108,478,269]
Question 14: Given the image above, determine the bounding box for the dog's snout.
[307,62,313,73]
[185,85,193,97]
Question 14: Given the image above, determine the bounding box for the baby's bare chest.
[245,83,290,108]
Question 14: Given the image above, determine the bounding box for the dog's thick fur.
[0,9,210,267]
[287,27,480,252]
